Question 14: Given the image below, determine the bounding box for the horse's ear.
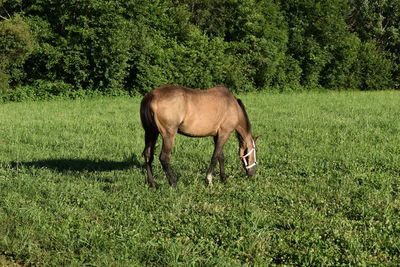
[254,136,260,143]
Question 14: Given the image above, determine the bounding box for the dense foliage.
[1,0,399,98]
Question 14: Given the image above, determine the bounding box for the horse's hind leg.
[143,131,158,188]
[159,133,177,187]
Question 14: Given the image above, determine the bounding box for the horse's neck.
[236,127,252,148]
[237,112,251,141]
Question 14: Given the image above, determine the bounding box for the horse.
[140,84,258,188]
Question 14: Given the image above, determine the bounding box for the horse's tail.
[140,92,158,134]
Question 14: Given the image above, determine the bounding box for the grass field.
[0,91,399,266]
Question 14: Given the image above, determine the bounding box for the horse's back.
[150,84,232,98]
[148,84,236,111]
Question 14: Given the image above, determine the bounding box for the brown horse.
[140,84,258,188]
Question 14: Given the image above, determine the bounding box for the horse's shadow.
[11,154,142,173]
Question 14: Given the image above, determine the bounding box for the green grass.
[0,91,399,266]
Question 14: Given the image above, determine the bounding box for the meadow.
[0,91,399,266]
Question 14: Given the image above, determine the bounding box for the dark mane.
[236,98,251,132]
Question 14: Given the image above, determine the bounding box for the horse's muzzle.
[247,167,256,177]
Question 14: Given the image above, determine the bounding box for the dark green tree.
[348,0,400,88]
[0,12,36,93]
[22,0,132,92]
[1,0,399,100]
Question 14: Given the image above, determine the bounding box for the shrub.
[0,15,36,92]
[1,80,73,102]
[358,41,394,90]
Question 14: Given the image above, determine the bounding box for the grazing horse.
[140,84,258,188]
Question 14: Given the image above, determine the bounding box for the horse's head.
[240,136,259,176]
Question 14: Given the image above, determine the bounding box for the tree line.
[1,0,399,100]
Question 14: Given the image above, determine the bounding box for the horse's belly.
[178,120,218,137]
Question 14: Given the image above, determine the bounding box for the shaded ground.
[0,254,20,266]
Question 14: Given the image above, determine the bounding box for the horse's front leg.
[159,134,177,187]
[218,150,227,183]
[206,135,229,186]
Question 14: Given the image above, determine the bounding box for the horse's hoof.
[204,180,213,187]
[220,175,227,184]
[148,183,158,189]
